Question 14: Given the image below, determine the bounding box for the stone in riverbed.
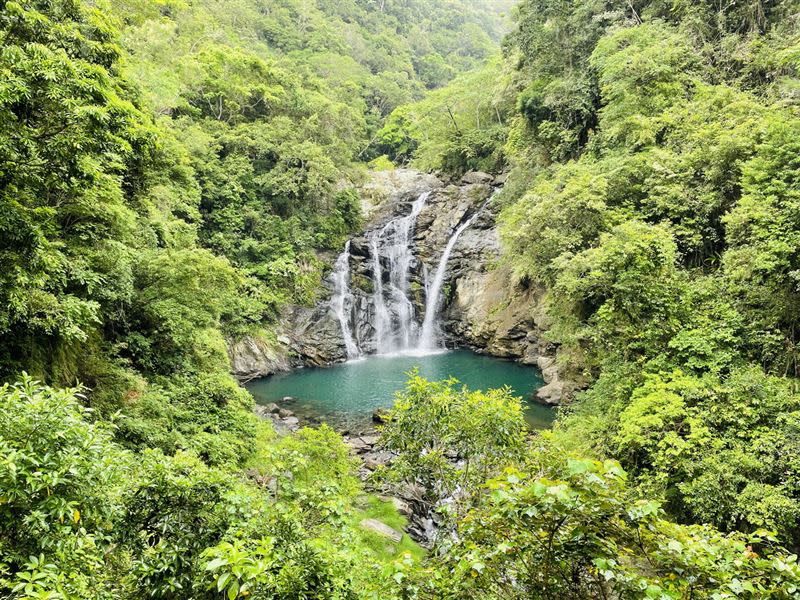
[346,437,369,452]
[265,403,280,413]
[372,408,392,423]
[396,482,426,503]
[363,451,394,470]
[379,495,413,517]
[493,172,509,185]
[284,416,299,426]
[346,434,380,453]
[278,408,293,418]
[359,518,403,543]
[253,405,271,419]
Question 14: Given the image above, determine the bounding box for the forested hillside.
[0,0,512,388]
[383,0,800,547]
[3,0,800,598]
[505,0,800,553]
[0,0,508,596]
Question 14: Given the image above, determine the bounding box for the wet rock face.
[281,301,350,366]
[228,336,290,380]
[276,169,574,404]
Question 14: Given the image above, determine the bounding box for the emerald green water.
[246,349,554,432]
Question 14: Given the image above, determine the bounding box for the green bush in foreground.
[378,377,800,599]
[425,456,800,599]
[2,375,800,599]
[0,376,130,598]
[0,377,411,599]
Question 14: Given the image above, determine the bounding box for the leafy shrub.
[380,373,526,511]
[0,375,130,598]
[425,454,800,599]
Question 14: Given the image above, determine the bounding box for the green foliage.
[613,367,800,540]
[126,249,240,374]
[0,0,148,376]
[503,0,612,162]
[500,159,619,284]
[723,119,800,374]
[423,452,800,599]
[123,450,239,599]
[589,22,699,149]
[379,373,526,512]
[0,0,512,389]
[350,496,425,564]
[553,221,684,359]
[0,377,412,599]
[200,532,358,600]
[258,425,361,528]
[5,0,800,596]
[374,59,514,173]
[498,0,800,553]
[0,375,129,598]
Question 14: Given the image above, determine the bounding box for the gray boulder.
[359,518,403,543]
[460,171,494,185]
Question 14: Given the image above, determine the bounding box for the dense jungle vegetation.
[3,0,800,598]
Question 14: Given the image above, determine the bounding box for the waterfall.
[370,191,429,353]
[418,208,484,350]
[331,189,486,357]
[370,236,390,352]
[330,241,360,359]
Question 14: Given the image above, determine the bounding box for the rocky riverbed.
[253,402,457,547]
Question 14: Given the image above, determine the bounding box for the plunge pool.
[246,349,555,432]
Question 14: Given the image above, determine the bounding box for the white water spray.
[333,190,487,357]
[369,192,429,353]
[418,208,485,350]
[330,241,360,359]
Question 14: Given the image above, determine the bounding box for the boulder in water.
[372,408,392,423]
[536,380,564,405]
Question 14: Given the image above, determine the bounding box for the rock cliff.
[227,333,291,381]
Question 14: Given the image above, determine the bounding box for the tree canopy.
[3,0,800,597]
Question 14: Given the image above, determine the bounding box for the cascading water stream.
[330,241,360,359]
[418,206,486,350]
[332,190,487,357]
[369,192,429,353]
[370,236,390,352]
